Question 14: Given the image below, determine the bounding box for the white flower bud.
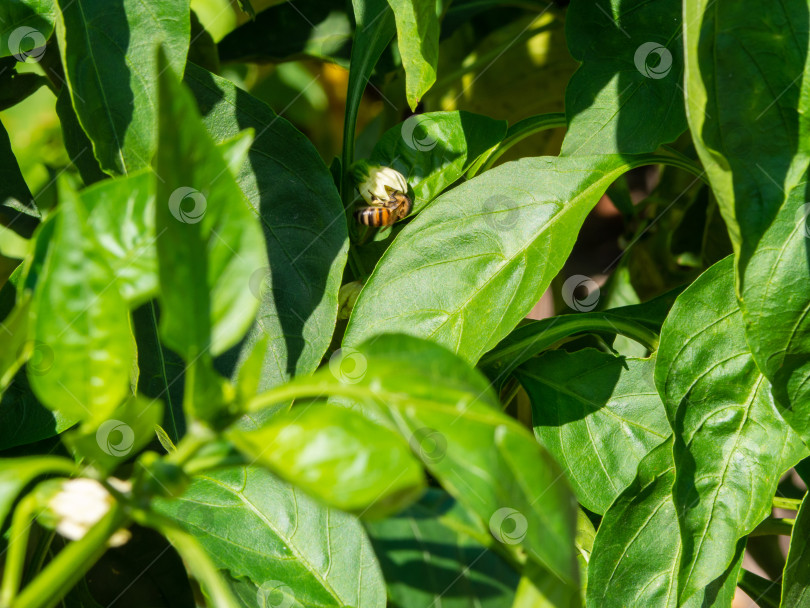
[352,162,408,204]
[46,478,131,547]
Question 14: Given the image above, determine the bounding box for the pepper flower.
[351,161,408,204]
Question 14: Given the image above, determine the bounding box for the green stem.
[773,496,804,510]
[0,494,38,606]
[479,315,660,371]
[12,504,127,608]
[248,382,373,414]
[749,517,795,537]
[468,113,567,178]
[644,151,707,183]
[737,569,780,608]
[166,424,214,467]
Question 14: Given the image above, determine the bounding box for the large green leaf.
[782,493,810,607]
[28,179,134,424]
[0,455,73,528]
[654,256,807,603]
[153,466,386,608]
[55,0,190,174]
[344,155,647,364]
[364,489,520,607]
[517,349,670,514]
[227,403,425,518]
[184,63,348,393]
[586,440,745,607]
[251,334,578,585]
[741,179,810,444]
[387,0,439,110]
[366,111,507,213]
[0,0,55,58]
[561,0,685,155]
[682,0,810,272]
[153,53,267,363]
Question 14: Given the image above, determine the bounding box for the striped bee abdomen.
[355,205,395,226]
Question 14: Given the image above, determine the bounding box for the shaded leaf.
[517,349,670,514]
[55,0,190,174]
[0,0,55,58]
[782,493,810,607]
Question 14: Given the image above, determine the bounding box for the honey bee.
[354,186,412,227]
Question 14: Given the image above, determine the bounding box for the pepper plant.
[0,0,808,607]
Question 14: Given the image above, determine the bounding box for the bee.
[354,186,412,227]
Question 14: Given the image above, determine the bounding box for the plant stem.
[737,569,780,608]
[644,151,707,183]
[166,423,214,467]
[749,517,795,537]
[0,494,38,606]
[773,496,804,510]
[12,504,127,608]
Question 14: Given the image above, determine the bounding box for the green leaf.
[741,179,810,444]
[365,111,507,213]
[250,334,578,585]
[387,0,439,110]
[344,155,647,364]
[62,394,162,474]
[654,256,808,603]
[184,63,348,393]
[54,87,106,185]
[153,466,386,608]
[227,403,425,518]
[28,178,134,424]
[0,0,55,58]
[364,489,520,607]
[54,0,190,174]
[79,171,156,306]
[682,0,810,272]
[0,294,31,392]
[782,493,810,607]
[0,455,73,528]
[561,0,685,155]
[154,53,267,362]
[586,439,745,607]
[517,349,670,514]
[217,0,350,64]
